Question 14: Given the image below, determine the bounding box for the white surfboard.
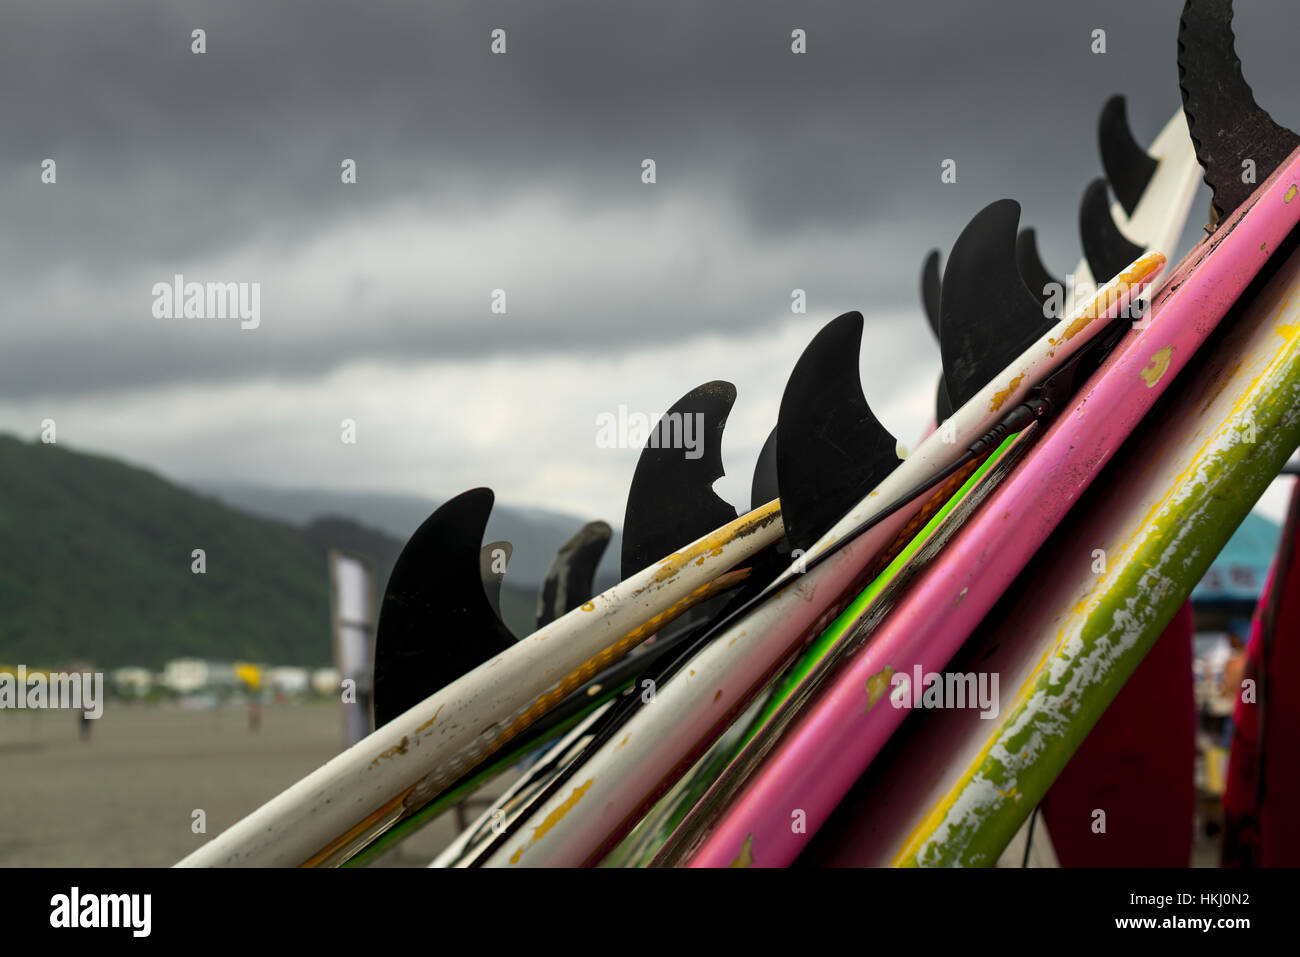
[176,501,782,867]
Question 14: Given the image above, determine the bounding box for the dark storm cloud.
[3,0,1298,398]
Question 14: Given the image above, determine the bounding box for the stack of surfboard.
[176,0,1300,868]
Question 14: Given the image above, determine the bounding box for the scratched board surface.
[177,501,783,867]
[603,434,1019,867]
[812,208,1300,868]
[672,140,1300,869]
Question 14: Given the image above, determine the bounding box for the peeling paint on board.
[1140,347,1172,387]
[894,250,1300,868]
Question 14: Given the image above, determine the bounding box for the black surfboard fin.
[1080,178,1145,285]
[372,488,518,729]
[620,381,738,579]
[775,311,900,554]
[920,249,955,423]
[1015,228,1062,308]
[535,521,612,629]
[938,199,1055,410]
[921,249,943,341]
[480,541,512,624]
[1098,94,1159,218]
[921,249,955,424]
[750,427,779,510]
[1178,0,1299,227]
[935,376,953,423]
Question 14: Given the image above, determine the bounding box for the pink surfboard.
[674,145,1300,869]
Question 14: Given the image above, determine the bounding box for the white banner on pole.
[329,550,375,748]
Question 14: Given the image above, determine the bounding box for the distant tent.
[1192,511,1281,627]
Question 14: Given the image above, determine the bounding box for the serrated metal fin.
[1177,0,1299,224]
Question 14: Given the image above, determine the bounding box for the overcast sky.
[3,0,1298,523]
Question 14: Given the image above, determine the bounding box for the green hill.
[0,435,336,668]
[0,436,539,669]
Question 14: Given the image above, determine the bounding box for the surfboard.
[811,210,1300,867]
[477,252,1162,868]
[430,701,613,867]
[599,432,1019,867]
[176,500,781,867]
[597,102,1199,867]
[665,144,1300,869]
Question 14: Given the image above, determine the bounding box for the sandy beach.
[0,701,499,867]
